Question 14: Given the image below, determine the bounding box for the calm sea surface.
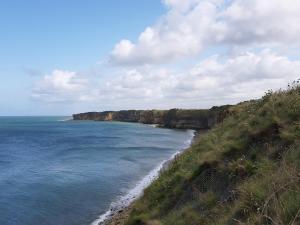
[0,117,193,225]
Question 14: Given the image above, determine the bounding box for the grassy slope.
[125,84,300,225]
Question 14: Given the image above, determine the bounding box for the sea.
[0,117,194,225]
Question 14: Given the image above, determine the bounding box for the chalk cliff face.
[73,106,231,130]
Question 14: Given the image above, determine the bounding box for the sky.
[0,0,300,116]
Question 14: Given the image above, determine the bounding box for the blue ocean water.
[0,117,193,225]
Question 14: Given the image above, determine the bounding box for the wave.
[57,119,72,122]
[148,124,158,128]
[57,117,72,122]
[91,129,195,225]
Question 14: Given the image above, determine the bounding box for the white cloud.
[31,0,300,110]
[110,0,300,65]
[32,52,299,108]
[100,50,300,108]
[163,0,201,11]
[220,0,300,45]
[32,70,90,102]
[171,50,300,102]
[110,0,219,65]
[98,68,173,100]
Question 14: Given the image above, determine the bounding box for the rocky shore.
[101,204,133,225]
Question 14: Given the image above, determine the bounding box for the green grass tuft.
[125,83,300,225]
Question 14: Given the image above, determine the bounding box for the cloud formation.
[110,0,300,65]
[32,0,300,110]
[105,50,300,107]
[32,70,90,102]
[37,50,299,108]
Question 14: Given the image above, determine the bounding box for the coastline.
[94,129,205,225]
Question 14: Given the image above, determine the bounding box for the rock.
[72,106,231,130]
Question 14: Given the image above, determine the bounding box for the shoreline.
[93,129,204,225]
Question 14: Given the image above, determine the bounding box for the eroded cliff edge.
[72,105,231,130]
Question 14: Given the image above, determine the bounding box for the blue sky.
[0,1,164,70]
[1,0,299,116]
[0,0,164,115]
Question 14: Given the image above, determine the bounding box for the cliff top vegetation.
[126,81,300,225]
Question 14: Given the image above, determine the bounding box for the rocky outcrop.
[73,105,231,130]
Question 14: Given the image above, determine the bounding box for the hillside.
[124,83,300,225]
[73,106,230,130]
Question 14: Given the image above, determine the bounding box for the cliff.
[73,106,231,130]
[124,84,300,225]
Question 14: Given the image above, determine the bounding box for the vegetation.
[125,82,300,225]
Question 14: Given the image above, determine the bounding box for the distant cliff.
[72,106,231,130]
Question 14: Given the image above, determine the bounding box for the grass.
[125,82,300,225]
